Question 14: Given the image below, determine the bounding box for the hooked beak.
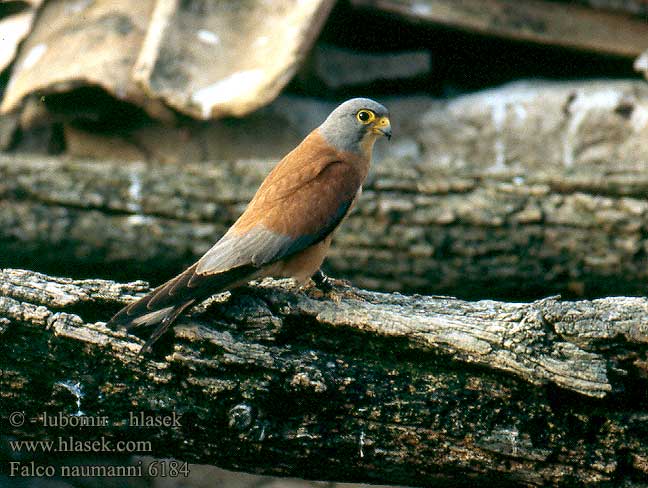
[372,116,392,140]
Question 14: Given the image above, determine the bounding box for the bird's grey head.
[318,98,391,154]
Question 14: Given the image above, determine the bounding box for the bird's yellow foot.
[308,270,355,302]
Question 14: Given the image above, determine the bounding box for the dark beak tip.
[376,126,392,140]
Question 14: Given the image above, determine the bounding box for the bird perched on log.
[107,98,391,352]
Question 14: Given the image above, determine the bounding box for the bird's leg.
[312,269,353,289]
[309,269,358,303]
[311,269,333,292]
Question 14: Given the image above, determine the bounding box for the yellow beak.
[372,116,392,140]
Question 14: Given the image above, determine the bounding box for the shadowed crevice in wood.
[1,268,647,486]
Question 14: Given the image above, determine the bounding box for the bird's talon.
[308,270,358,302]
[327,290,342,304]
[331,277,352,288]
[311,269,334,293]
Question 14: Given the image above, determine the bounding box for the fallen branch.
[1,268,647,486]
[3,153,648,300]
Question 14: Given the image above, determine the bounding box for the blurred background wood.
[352,0,648,57]
[3,81,648,300]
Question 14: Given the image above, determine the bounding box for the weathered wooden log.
[0,268,647,486]
[0,0,334,120]
[3,81,648,299]
[353,0,648,57]
[1,151,648,300]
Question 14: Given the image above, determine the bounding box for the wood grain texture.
[353,0,648,56]
[1,268,647,486]
[2,153,648,300]
[3,81,648,299]
[132,0,335,118]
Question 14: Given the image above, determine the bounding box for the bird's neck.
[360,133,380,161]
[309,128,372,179]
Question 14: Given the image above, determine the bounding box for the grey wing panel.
[195,226,294,275]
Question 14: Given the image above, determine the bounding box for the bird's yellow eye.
[356,109,375,124]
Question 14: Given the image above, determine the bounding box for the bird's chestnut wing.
[195,160,362,277]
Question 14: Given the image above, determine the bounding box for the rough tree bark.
[2,152,648,300]
[4,80,648,299]
[0,81,648,300]
[1,268,647,487]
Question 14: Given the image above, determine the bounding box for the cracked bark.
[2,153,648,300]
[4,81,648,300]
[1,268,647,487]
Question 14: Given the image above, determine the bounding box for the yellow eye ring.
[356,109,375,124]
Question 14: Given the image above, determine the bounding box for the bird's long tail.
[107,263,256,353]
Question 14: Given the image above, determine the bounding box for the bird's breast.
[271,235,333,285]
